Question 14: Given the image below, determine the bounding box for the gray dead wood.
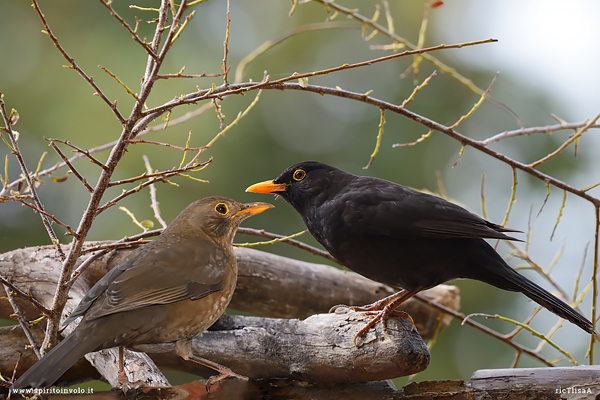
[1,313,430,387]
[138,313,430,383]
[0,244,459,337]
[7,366,599,399]
[0,243,458,387]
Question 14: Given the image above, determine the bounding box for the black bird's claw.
[353,306,416,347]
[329,304,351,313]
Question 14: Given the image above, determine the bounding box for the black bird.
[246,161,596,343]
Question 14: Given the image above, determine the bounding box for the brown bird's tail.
[482,261,596,334]
[12,325,96,389]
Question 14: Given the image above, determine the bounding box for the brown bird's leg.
[175,340,248,393]
[353,287,423,346]
[117,346,129,388]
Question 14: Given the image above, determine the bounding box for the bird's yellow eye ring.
[215,203,229,215]
[293,169,306,181]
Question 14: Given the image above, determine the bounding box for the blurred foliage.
[0,0,597,387]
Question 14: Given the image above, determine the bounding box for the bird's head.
[167,196,274,244]
[245,161,347,213]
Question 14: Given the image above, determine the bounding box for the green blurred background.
[1,0,599,389]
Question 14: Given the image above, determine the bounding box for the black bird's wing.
[63,237,226,325]
[341,177,521,241]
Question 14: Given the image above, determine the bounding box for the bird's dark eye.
[215,203,228,215]
[293,169,306,181]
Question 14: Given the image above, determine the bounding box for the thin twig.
[236,227,338,264]
[529,112,600,168]
[31,0,125,124]
[106,158,210,188]
[141,39,497,119]
[234,21,358,83]
[8,351,22,394]
[401,70,437,108]
[0,276,52,316]
[47,138,108,171]
[451,72,499,129]
[157,69,225,79]
[393,129,432,148]
[464,313,578,365]
[143,155,167,229]
[48,141,94,193]
[414,294,554,366]
[311,0,518,121]
[99,65,141,102]
[500,167,517,227]
[222,0,231,85]
[235,230,308,247]
[98,158,211,213]
[9,197,79,238]
[3,284,42,359]
[589,206,599,363]
[364,109,385,169]
[98,0,158,59]
[0,94,65,259]
[482,122,600,146]
[128,139,205,152]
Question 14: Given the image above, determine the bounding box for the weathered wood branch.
[1,312,430,388]
[0,243,459,335]
[7,366,599,399]
[0,243,458,387]
[140,313,430,383]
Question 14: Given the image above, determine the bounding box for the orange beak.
[245,180,289,194]
[232,202,275,219]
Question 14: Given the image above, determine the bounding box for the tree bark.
[0,243,458,388]
[7,366,599,399]
[0,244,460,336]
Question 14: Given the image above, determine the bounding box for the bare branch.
[98,0,158,60]
[483,122,600,146]
[0,276,51,317]
[31,0,125,124]
[529,112,600,168]
[48,141,94,193]
[236,227,338,264]
[46,138,108,171]
[414,294,554,366]
[2,285,42,359]
[0,95,65,259]
[143,155,167,229]
[6,197,78,239]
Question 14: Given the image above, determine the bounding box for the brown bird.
[12,196,273,389]
[247,161,595,344]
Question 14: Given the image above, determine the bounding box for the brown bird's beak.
[232,202,274,219]
[245,180,289,194]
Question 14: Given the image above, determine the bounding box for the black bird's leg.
[175,340,248,393]
[352,287,423,346]
[330,289,408,314]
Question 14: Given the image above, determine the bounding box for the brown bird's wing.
[340,177,521,241]
[64,237,227,325]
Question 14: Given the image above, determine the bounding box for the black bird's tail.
[481,260,596,334]
[12,324,95,389]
